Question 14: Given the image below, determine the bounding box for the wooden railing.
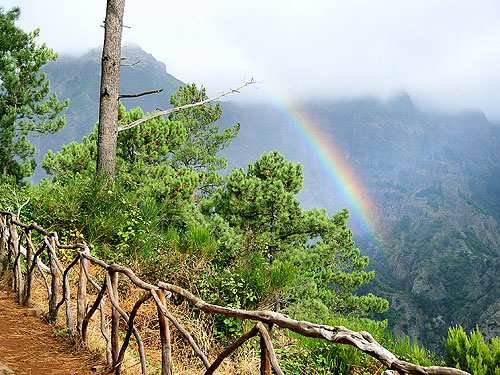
[0,210,469,375]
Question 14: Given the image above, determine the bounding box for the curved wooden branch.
[205,325,259,375]
[77,257,87,334]
[158,282,469,375]
[151,289,210,370]
[20,244,50,272]
[117,292,151,373]
[100,295,113,367]
[36,258,51,304]
[78,251,101,290]
[157,289,173,375]
[105,272,148,375]
[117,79,256,132]
[82,278,108,343]
[257,323,284,375]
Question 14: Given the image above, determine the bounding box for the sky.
[3,0,500,121]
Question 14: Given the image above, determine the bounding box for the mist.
[3,0,500,121]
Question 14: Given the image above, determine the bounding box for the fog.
[3,0,500,121]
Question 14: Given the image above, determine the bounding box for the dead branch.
[117,79,257,132]
[119,88,163,99]
[120,61,140,67]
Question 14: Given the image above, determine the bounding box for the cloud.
[4,0,500,121]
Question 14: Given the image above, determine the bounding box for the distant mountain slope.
[32,44,183,180]
[219,95,500,350]
[36,45,500,351]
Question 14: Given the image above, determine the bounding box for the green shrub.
[445,325,500,375]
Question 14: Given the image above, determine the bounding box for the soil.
[0,284,105,375]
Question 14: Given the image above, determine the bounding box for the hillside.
[37,45,500,351]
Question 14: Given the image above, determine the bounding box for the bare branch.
[17,197,30,219]
[119,88,163,99]
[118,79,257,132]
[120,61,140,67]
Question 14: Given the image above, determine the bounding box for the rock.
[25,308,44,317]
[0,361,15,375]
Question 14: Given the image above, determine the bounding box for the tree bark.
[96,0,125,176]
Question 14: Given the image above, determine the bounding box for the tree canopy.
[43,85,239,226]
[0,7,68,183]
[202,151,388,318]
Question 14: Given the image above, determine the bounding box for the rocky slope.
[220,95,500,350]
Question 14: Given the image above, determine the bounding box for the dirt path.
[0,284,104,375]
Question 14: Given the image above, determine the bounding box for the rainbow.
[260,86,380,238]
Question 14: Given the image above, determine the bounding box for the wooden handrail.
[0,211,470,375]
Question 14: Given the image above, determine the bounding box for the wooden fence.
[0,210,469,375]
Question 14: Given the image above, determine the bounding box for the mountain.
[37,46,500,351]
[219,96,500,350]
[31,44,183,181]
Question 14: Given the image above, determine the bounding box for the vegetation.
[0,7,68,183]
[2,8,500,374]
[445,326,500,375]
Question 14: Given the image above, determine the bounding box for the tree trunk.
[96,0,125,176]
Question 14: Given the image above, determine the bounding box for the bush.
[445,325,500,375]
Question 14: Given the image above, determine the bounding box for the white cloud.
[3,0,500,121]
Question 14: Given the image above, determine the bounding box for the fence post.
[77,256,87,335]
[23,229,34,305]
[8,217,22,300]
[260,323,272,375]
[0,214,7,277]
[157,289,173,375]
[109,270,120,373]
[48,236,59,322]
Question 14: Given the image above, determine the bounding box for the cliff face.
[38,46,500,350]
[220,96,500,350]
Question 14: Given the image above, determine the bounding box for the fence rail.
[0,210,469,375]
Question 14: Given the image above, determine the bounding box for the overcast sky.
[3,0,500,121]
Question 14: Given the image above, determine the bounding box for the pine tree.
[203,151,388,317]
[168,83,240,194]
[0,7,68,183]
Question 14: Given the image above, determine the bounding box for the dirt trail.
[0,284,103,375]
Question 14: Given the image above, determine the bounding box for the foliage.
[43,83,239,227]
[0,7,68,183]
[202,150,388,317]
[445,325,500,375]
